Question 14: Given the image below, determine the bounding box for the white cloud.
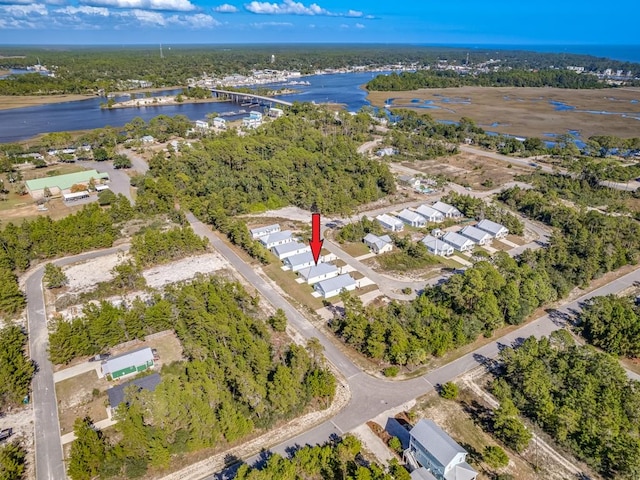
[355,22,364,28]
[339,23,348,28]
[250,20,292,27]
[169,12,220,27]
[1,3,48,16]
[126,8,166,24]
[56,5,110,16]
[214,3,237,12]
[244,0,366,17]
[81,0,196,11]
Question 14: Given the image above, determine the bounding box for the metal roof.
[314,273,356,295]
[410,419,467,468]
[250,223,280,237]
[417,205,445,219]
[432,201,461,216]
[259,230,293,245]
[107,373,161,409]
[422,235,453,252]
[398,209,427,224]
[284,251,315,268]
[411,468,438,480]
[442,231,475,249]
[376,213,404,227]
[25,169,109,192]
[476,219,508,236]
[103,347,153,375]
[298,262,339,281]
[272,241,309,257]
[364,233,393,250]
[460,225,492,243]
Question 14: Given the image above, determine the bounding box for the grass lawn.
[263,263,324,312]
[56,370,110,435]
[339,241,371,258]
[376,250,441,272]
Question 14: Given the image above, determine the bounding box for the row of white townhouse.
[375,202,464,232]
[250,224,357,298]
[421,219,509,256]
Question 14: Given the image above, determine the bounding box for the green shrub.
[383,366,399,377]
[483,445,509,468]
[439,381,459,399]
[388,436,403,454]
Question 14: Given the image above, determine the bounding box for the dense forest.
[332,182,640,366]
[130,225,208,267]
[577,295,640,357]
[367,69,608,91]
[0,441,26,480]
[1,45,637,95]
[495,333,640,479]
[0,326,34,409]
[66,277,336,479]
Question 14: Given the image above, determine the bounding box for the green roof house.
[26,169,109,199]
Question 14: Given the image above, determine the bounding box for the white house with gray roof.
[405,419,477,480]
[250,224,280,239]
[283,251,317,272]
[432,201,462,219]
[476,219,509,239]
[416,205,445,223]
[272,241,310,260]
[259,230,293,249]
[298,262,339,285]
[421,235,454,257]
[397,209,428,228]
[442,231,475,252]
[363,233,393,254]
[459,225,493,246]
[376,214,404,232]
[314,273,357,299]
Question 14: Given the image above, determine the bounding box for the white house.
[376,214,404,232]
[363,233,393,255]
[250,224,280,239]
[268,107,284,118]
[416,205,445,223]
[314,274,357,299]
[259,230,293,249]
[297,262,339,285]
[376,147,397,157]
[431,228,444,238]
[195,120,210,130]
[213,117,227,129]
[476,219,509,239]
[398,175,421,187]
[272,241,310,260]
[442,231,475,252]
[460,225,493,246]
[421,235,454,257]
[283,251,316,272]
[397,209,427,228]
[140,135,155,144]
[249,111,263,121]
[431,201,462,219]
[242,117,262,129]
[405,419,477,480]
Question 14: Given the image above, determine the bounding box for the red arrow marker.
[310,213,323,266]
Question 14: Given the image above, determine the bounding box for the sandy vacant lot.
[143,253,229,288]
[368,86,640,138]
[63,252,125,294]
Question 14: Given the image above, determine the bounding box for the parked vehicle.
[89,352,111,362]
[0,428,13,442]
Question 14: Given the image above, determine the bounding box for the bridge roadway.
[209,88,293,108]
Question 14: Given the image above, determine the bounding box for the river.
[0,72,382,143]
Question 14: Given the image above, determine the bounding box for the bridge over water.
[209,88,293,108]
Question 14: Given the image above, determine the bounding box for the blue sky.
[0,0,638,45]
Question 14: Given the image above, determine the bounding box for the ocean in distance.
[437,44,640,63]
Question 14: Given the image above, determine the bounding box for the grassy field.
[368,86,640,138]
[339,241,371,258]
[263,263,325,312]
[56,370,110,435]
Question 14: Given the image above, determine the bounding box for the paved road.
[26,246,130,480]
[185,209,640,479]
[77,160,134,202]
[116,147,149,175]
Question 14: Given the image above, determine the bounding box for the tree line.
[66,276,336,479]
[367,69,608,91]
[0,326,34,410]
[495,332,640,479]
[332,179,640,366]
[130,226,208,267]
